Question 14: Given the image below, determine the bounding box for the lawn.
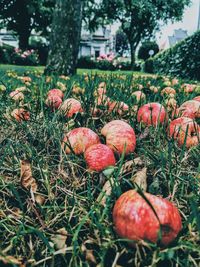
[0,66,199,266]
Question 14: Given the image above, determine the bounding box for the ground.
[0,65,199,267]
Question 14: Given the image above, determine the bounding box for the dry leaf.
[97,178,114,207]
[131,167,147,191]
[35,194,46,205]
[138,127,150,140]
[51,228,68,250]
[119,157,143,175]
[20,160,38,192]
[0,255,22,265]
[85,250,97,264]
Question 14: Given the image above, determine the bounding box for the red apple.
[10,90,24,102]
[108,101,129,115]
[132,91,146,103]
[161,87,176,96]
[62,127,100,155]
[113,190,182,246]
[137,103,168,127]
[168,117,200,148]
[101,120,136,155]
[46,95,62,109]
[181,83,196,93]
[11,108,30,122]
[84,144,116,172]
[193,96,200,102]
[47,89,64,99]
[175,100,200,119]
[59,98,83,118]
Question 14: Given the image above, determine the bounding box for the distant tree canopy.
[90,0,191,69]
[115,29,129,56]
[0,0,55,49]
[138,41,159,61]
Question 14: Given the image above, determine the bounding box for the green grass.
[0,68,199,266]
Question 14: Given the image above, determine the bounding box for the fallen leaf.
[119,157,144,175]
[85,250,97,264]
[97,178,114,207]
[131,167,147,191]
[138,127,150,140]
[51,228,68,250]
[35,194,46,205]
[0,255,22,265]
[20,160,38,192]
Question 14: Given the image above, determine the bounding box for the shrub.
[145,31,200,80]
[12,48,40,66]
[138,41,159,61]
[77,56,96,69]
[0,44,13,64]
[97,59,116,71]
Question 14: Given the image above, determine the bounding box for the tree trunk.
[18,29,31,50]
[130,42,136,70]
[45,0,83,76]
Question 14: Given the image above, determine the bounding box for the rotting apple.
[62,127,100,155]
[84,144,116,172]
[113,190,182,246]
[168,117,200,148]
[161,87,176,96]
[10,90,24,102]
[137,102,168,127]
[11,108,30,122]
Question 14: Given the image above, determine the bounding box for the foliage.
[0,0,55,49]
[0,67,199,266]
[138,41,159,61]
[0,44,14,64]
[115,29,129,56]
[145,31,200,80]
[88,0,191,67]
[12,48,40,66]
[77,56,97,69]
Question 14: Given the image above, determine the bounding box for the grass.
[0,66,199,266]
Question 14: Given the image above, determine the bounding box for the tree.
[138,41,159,61]
[45,0,83,76]
[0,0,55,49]
[115,29,129,56]
[93,0,191,69]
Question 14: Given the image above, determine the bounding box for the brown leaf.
[119,157,144,175]
[85,250,97,264]
[138,127,150,140]
[51,228,68,250]
[0,255,22,265]
[20,160,38,192]
[35,194,46,205]
[131,167,147,191]
[97,178,114,207]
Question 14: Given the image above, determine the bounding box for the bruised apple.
[84,144,116,172]
[137,103,168,127]
[60,98,83,118]
[47,89,64,99]
[168,117,200,148]
[11,108,30,122]
[101,120,136,155]
[46,95,62,109]
[62,127,100,155]
[113,190,182,246]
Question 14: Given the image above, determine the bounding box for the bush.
[145,31,200,80]
[77,56,96,69]
[0,44,14,64]
[138,41,159,61]
[12,48,40,66]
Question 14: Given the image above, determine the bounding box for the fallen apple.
[175,100,200,119]
[11,108,30,122]
[113,190,182,246]
[47,89,64,99]
[84,144,116,172]
[46,95,62,109]
[59,98,83,118]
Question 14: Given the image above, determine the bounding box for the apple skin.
[84,144,116,172]
[113,190,182,246]
[181,83,196,93]
[11,108,30,122]
[168,117,200,148]
[101,120,136,155]
[62,127,100,155]
[10,90,24,102]
[193,96,200,102]
[132,91,146,103]
[59,98,83,118]
[137,103,168,127]
[108,101,129,115]
[174,100,200,119]
[161,87,176,96]
[47,89,64,99]
[46,95,62,109]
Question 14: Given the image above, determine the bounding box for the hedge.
[144,31,200,80]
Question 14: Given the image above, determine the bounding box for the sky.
[111,0,200,46]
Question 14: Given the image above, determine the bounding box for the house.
[168,29,188,47]
[79,26,115,59]
[0,28,18,47]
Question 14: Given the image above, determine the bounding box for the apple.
[101,120,136,155]
[181,83,196,93]
[171,78,179,86]
[137,103,168,127]
[149,86,159,93]
[175,100,200,119]
[10,90,24,102]
[62,127,100,155]
[161,87,176,96]
[46,95,62,109]
[193,96,200,102]
[84,144,116,172]
[11,108,30,122]
[59,98,83,118]
[108,101,129,115]
[168,117,200,148]
[165,98,177,112]
[132,91,146,103]
[47,89,64,99]
[113,190,182,246]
